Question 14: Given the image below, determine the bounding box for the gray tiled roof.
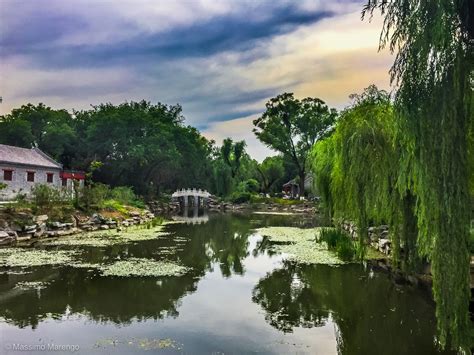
[0,144,62,169]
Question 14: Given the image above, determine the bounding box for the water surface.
[0,213,452,354]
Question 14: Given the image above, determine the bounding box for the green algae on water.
[43,226,171,247]
[256,227,343,265]
[15,281,50,290]
[99,258,190,277]
[256,227,320,243]
[3,249,78,268]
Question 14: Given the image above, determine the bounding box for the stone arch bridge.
[172,188,211,207]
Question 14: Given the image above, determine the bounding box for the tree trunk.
[298,170,305,197]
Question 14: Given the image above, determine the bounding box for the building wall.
[0,164,62,200]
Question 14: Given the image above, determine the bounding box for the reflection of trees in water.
[0,268,198,328]
[0,214,295,328]
[252,262,328,332]
[252,261,453,355]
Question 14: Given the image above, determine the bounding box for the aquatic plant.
[255,227,319,243]
[256,227,343,265]
[43,226,171,247]
[318,228,356,261]
[14,281,50,290]
[3,249,77,268]
[99,258,190,277]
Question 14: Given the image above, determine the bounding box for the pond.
[0,212,454,354]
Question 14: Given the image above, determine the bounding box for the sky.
[0,0,393,161]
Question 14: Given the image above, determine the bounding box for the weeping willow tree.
[363,0,473,349]
[310,136,336,220]
[330,86,397,258]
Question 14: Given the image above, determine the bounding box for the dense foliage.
[0,102,271,200]
[253,94,337,195]
[312,86,398,256]
[362,0,473,349]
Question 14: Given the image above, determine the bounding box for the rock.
[407,275,418,286]
[34,215,49,223]
[116,226,123,232]
[129,211,140,217]
[34,223,46,238]
[50,221,65,229]
[63,223,74,229]
[100,225,109,230]
[91,213,106,224]
[7,230,18,238]
[0,237,14,245]
[0,231,10,239]
[378,238,391,253]
[24,224,37,232]
[106,219,117,226]
[122,221,130,227]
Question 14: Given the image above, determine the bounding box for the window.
[27,171,35,182]
[47,173,54,183]
[3,170,13,181]
[62,178,67,187]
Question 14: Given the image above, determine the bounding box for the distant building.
[282,174,314,198]
[0,144,84,200]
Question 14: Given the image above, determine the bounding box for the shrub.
[77,183,110,211]
[110,186,136,204]
[102,199,128,214]
[318,227,356,261]
[30,184,73,221]
[230,191,252,204]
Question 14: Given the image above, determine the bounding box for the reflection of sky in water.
[0,214,452,354]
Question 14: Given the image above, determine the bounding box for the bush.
[78,184,145,212]
[30,184,73,221]
[230,191,252,204]
[31,184,66,210]
[237,179,260,193]
[77,183,110,211]
[318,227,356,261]
[102,199,128,214]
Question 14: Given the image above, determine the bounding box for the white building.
[0,144,84,201]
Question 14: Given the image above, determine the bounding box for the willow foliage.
[363,0,473,349]
[310,137,336,220]
[332,87,397,258]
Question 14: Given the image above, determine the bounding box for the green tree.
[221,138,246,178]
[257,156,285,193]
[0,103,76,164]
[363,0,473,349]
[253,94,337,195]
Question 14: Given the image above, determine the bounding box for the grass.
[318,227,356,261]
[250,195,309,205]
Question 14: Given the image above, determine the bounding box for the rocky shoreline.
[0,209,157,246]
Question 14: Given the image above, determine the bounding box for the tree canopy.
[363,0,473,349]
[253,93,337,195]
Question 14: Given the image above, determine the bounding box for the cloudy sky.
[0,0,393,161]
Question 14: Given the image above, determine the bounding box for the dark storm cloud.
[0,2,334,69]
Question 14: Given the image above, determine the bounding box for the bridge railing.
[171,188,211,198]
